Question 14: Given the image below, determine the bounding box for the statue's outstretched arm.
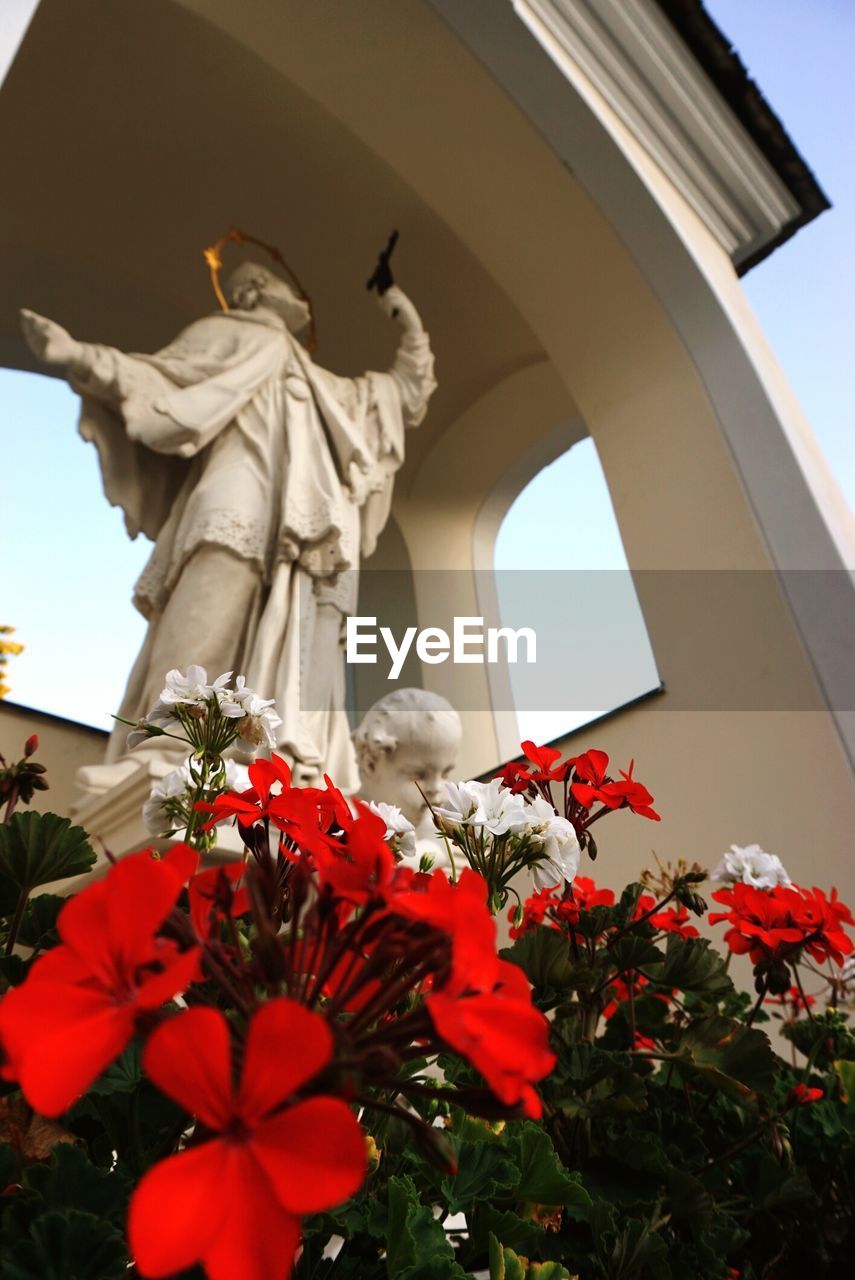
[20,309,87,376]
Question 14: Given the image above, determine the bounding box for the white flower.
[224,759,252,793]
[469,779,530,836]
[434,780,483,827]
[523,795,581,891]
[142,763,195,836]
[217,675,282,750]
[365,801,417,859]
[159,665,231,708]
[126,700,176,749]
[711,844,791,889]
[434,779,528,836]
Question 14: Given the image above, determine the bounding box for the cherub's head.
[225,261,311,335]
[353,689,462,828]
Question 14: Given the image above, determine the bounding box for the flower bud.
[364,1134,382,1174]
[24,734,38,758]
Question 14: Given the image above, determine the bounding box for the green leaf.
[511,1123,590,1208]
[3,1144,130,1238]
[0,1210,128,1279]
[608,935,665,973]
[675,1016,776,1101]
[83,1043,142,1098]
[386,1175,453,1277]
[615,883,645,925]
[440,1139,520,1214]
[501,930,574,994]
[467,1205,546,1259]
[15,894,65,950]
[657,936,732,996]
[488,1235,575,1280]
[0,813,95,915]
[836,1056,855,1104]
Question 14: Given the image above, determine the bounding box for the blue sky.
[1,0,852,734]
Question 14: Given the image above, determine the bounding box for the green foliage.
[386,1175,466,1279]
[15,893,64,950]
[674,1016,776,1102]
[501,929,578,1004]
[440,1140,520,1215]
[489,1234,575,1279]
[0,1210,128,1279]
[0,1148,130,1280]
[509,1124,589,1209]
[783,1008,855,1067]
[0,812,95,916]
[656,935,732,996]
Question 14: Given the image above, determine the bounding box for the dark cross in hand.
[366,231,400,307]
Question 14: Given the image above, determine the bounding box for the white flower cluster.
[143,759,251,837]
[710,843,791,890]
[364,800,418,860]
[128,665,282,753]
[434,778,581,890]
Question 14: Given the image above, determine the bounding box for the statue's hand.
[19,309,82,368]
[377,285,423,336]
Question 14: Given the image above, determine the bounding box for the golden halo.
[202,226,317,350]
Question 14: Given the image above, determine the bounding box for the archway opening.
[493,437,660,746]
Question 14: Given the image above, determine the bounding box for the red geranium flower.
[494,759,533,794]
[508,886,555,938]
[572,875,617,912]
[572,759,660,821]
[520,741,568,782]
[709,883,805,963]
[129,1000,365,1280]
[788,1083,823,1107]
[426,958,555,1118]
[791,886,854,967]
[567,749,609,788]
[188,862,250,940]
[390,868,497,991]
[634,894,699,938]
[509,877,618,939]
[0,845,199,1116]
[311,804,396,906]
[766,986,816,1019]
[198,753,295,830]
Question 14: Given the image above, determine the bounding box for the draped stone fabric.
[72,292,436,788]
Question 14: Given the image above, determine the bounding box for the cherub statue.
[20,245,436,794]
[353,688,463,867]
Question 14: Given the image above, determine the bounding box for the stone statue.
[353,688,463,866]
[20,259,436,794]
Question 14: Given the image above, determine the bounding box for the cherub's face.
[361,725,461,828]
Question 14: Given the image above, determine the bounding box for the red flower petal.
[202,1148,300,1280]
[135,942,201,1010]
[143,1007,234,1130]
[238,1000,333,1124]
[251,1097,366,1214]
[2,983,135,1115]
[104,851,188,975]
[129,1141,228,1277]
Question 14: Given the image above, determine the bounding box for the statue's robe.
[72,306,436,787]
